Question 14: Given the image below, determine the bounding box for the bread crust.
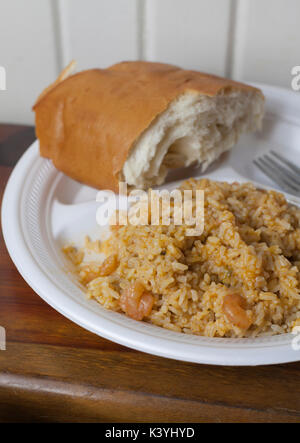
[33,61,262,192]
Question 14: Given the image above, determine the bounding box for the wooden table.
[0,124,300,423]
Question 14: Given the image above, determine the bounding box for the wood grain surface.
[0,124,299,423]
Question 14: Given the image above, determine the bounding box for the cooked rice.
[65,179,300,338]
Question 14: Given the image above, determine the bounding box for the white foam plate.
[2,82,300,365]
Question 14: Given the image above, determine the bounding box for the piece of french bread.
[33,61,264,191]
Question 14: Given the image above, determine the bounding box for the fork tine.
[253,159,286,189]
[264,154,300,187]
[270,150,300,175]
[259,156,300,192]
[253,158,299,194]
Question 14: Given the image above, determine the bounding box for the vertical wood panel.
[0,0,140,125]
[0,0,59,125]
[232,0,300,87]
[144,0,233,75]
[67,0,139,70]
[1,0,299,125]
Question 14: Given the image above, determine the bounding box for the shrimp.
[80,266,101,284]
[79,254,118,284]
[99,254,118,276]
[120,281,154,321]
[222,293,252,330]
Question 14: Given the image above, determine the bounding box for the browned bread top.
[33,61,262,191]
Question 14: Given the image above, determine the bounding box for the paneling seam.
[225,0,238,78]
[137,0,146,60]
[51,0,70,72]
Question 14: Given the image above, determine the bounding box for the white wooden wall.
[0,0,299,125]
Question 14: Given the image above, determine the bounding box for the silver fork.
[253,150,300,195]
